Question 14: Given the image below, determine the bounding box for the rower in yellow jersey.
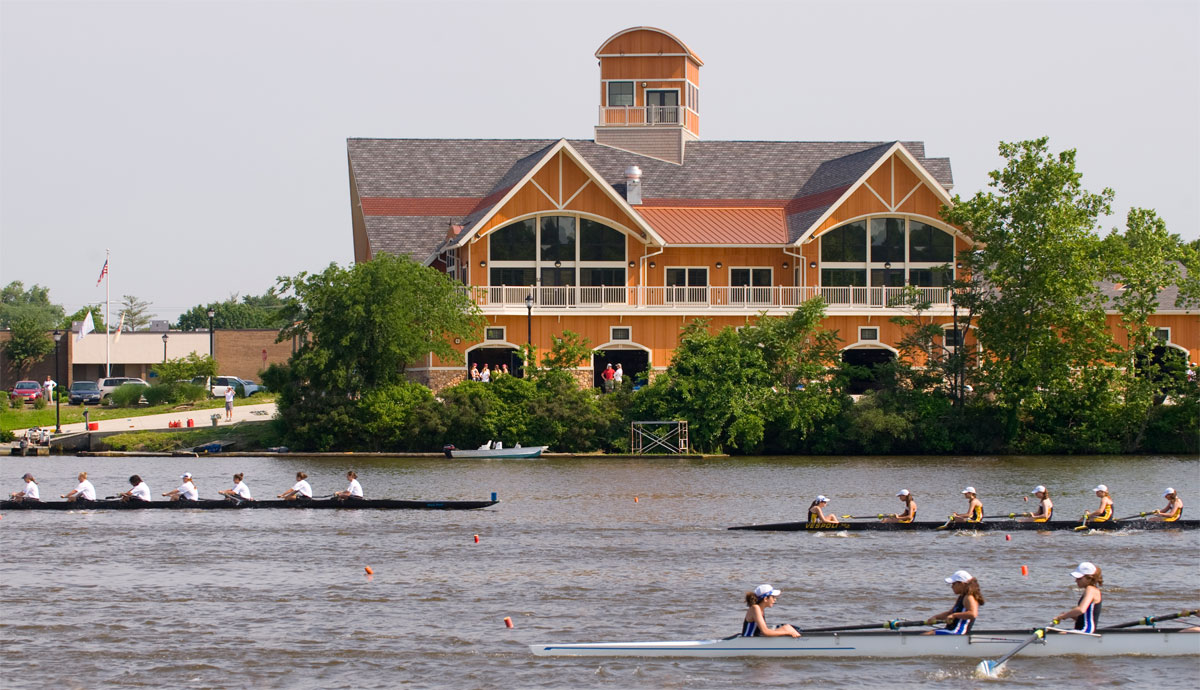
[1147,488,1183,522]
[1085,484,1113,523]
[950,487,983,523]
[1017,485,1053,523]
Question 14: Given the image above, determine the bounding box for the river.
[1,454,1197,689]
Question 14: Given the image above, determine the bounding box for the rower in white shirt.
[334,471,363,500]
[279,471,313,501]
[163,473,199,501]
[9,473,40,503]
[61,472,96,503]
[218,473,254,501]
[120,475,151,502]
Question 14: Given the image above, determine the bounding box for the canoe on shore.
[530,628,1200,657]
[0,497,499,511]
[727,519,1199,532]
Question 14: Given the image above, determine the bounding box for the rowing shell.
[0,498,499,511]
[530,629,1200,657]
[727,519,1199,532]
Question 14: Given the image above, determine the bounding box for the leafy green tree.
[176,288,290,330]
[118,294,155,330]
[3,315,54,376]
[152,353,218,384]
[539,329,593,374]
[0,281,63,329]
[942,137,1117,444]
[362,381,445,451]
[62,305,105,332]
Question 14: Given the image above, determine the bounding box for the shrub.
[110,384,147,407]
[32,396,46,410]
[143,382,207,406]
[10,393,23,409]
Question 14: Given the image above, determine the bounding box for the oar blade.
[974,659,1002,679]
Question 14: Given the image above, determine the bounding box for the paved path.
[14,402,277,436]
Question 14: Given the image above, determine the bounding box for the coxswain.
[950,487,983,523]
[334,470,363,500]
[1052,562,1102,633]
[61,472,96,503]
[1147,488,1183,522]
[1085,484,1113,522]
[163,473,198,502]
[742,584,800,638]
[9,473,40,503]
[279,471,313,501]
[120,475,151,502]
[1018,485,1053,523]
[881,489,917,523]
[807,495,839,524]
[924,570,984,635]
[218,473,253,501]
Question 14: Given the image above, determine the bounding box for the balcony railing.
[463,286,951,310]
[598,105,696,129]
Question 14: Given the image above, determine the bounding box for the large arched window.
[819,217,956,288]
[488,214,628,290]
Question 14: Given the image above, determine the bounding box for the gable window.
[819,217,957,295]
[821,222,867,262]
[490,219,536,261]
[540,216,576,262]
[909,221,954,262]
[821,268,866,287]
[909,267,953,287]
[608,81,634,107]
[490,267,535,286]
[579,219,625,261]
[870,218,905,263]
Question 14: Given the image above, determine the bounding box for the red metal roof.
[636,207,789,245]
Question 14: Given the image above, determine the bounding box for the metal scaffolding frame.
[631,420,689,454]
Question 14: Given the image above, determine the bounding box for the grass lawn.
[0,393,277,433]
[100,421,282,452]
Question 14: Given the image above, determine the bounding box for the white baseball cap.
[1070,562,1097,579]
[896,489,910,497]
[182,472,192,479]
[816,495,830,503]
[1163,487,1177,497]
[945,570,973,584]
[1032,485,1046,494]
[1093,484,1108,493]
[962,486,976,494]
[754,584,781,599]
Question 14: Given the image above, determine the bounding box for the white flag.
[113,312,126,343]
[77,311,95,342]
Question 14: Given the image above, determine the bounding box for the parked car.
[97,376,150,400]
[191,376,266,398]
[8,380,43,403]
[68,380,103,405]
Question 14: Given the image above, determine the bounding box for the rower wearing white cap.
[9,473,40,503]
[741,584,800,638]
[924,570,984,635]
[1052,562,1102,633]
[950,487,983,523]
[1084,485,1113,523]
[163,473,198,502]
[807,496,839,525]
[1147,488,1183,522]
[1018,485,1053,523]
[881,489,917,524]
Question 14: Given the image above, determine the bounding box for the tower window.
[608,81,634,107]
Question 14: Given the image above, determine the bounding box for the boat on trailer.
[0,496,499,511]
[530,628,1200,658]
[727,519,1198,532]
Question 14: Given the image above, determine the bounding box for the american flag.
[96,259,108,286]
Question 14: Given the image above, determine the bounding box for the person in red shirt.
[601,363,615,392]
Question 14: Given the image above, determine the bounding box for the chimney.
[625,165,643,205]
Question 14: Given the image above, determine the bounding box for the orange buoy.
[1021,565,1028,576]
[634,496,639,503]
[504,616,513,628]
[1005,534,1011,541]
[474,534,480,543]
[364,566,374,575]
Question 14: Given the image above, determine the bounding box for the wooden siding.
[600,28,689,57]
[812,153,948,237]
[649,247,793,285]
[601,57,686,82]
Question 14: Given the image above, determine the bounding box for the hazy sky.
[2,0,1197,322]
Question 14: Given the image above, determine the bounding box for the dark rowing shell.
[0,498,500,511]
[727,519,1198,531]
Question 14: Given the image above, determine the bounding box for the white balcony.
[462,286,952,311]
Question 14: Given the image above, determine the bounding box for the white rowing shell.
[530,629,1200,657]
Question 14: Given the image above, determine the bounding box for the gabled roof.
[347,138,954,262]
[637,207,788,245]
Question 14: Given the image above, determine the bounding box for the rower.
[808,496,839,524]
[924,570,984,635]
[881,489,917,523]
[279,471,313,501]
[120,475,151,502]
[742,584,800,638]
[218,473,253,501]
[61,472,96,503]
[163,473,199,502]
[9,473,40,503]
[950,487,983,523]
[1017,485,1053,523]
[1147,488,1183,522]
[1085,484,1113,522]
[1052,562,1102,633]
[334,471,363,500]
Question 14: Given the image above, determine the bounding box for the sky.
[2,0,1197,322]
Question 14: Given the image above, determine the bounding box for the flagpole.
[105,248,111,377]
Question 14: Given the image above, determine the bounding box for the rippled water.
[1,454,1197,689]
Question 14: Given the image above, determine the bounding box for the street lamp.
[52,329,62,433]
[524,293,533,345]
[206,307,216,358]
[162,333,169,362]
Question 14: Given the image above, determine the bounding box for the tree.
[942,137,1117,444]
[152,353,218,384]
[118,295,155,330]
[61,305,106,332]
[0,281,63,329]
[3,315,54,375]
[176,288,289,330]
[538,329,592,378]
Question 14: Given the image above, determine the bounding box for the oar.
[935,515,956,530]
[1115,511,1154,521]
[840,514,886,520]
[798,619,928,633]
[1074,512,1091,531]
[1098,609,1199,630]
[974,624,1049,678]
[982,513,1020,519]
